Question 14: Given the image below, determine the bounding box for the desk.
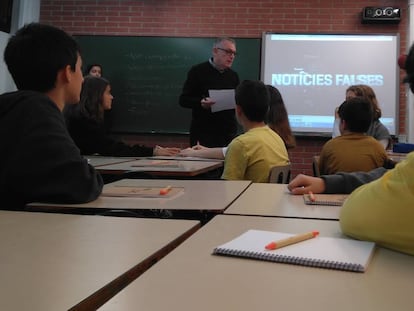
[386,151,408,163]
[28,179,251,214]
[100,214,414,311]
[95,158,223,177]
[0,211,199,311]
[224,183,341,220]
[86,155,137,167]
[148,155,224,162]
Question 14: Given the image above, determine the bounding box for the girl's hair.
[346,84,382,120]
[266,85,296,149]
[78,76,110,121]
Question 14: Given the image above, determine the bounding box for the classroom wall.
[0,0,40,93]
[39,0,409,177]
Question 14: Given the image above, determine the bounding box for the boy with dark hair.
[221,80,289,182]
[337,97,372,133]
[318,97,388,175]
[0,23,103,208]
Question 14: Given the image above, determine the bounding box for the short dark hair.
[4,22,80,92]
[235,80,269,122]
[338,97,373,133]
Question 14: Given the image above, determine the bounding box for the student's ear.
[235,105,243,117]
[339,119,347,133]
[64,65,73,82]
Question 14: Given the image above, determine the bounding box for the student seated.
[332,84,391,149]
[319,97,389,175]
[64,76,180,157]
[288,43,414,256]
[221,80,289,182]
[179,85,295,159]
[84,63,103,77]
[0,23,103,208]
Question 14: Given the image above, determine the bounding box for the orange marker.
[265,231,319,250]
[308,191,316,202]
[159,185,172,195]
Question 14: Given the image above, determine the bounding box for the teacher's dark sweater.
[179,61,240,147]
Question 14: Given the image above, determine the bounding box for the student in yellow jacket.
[339,43,414,256]
[339,152,414,255]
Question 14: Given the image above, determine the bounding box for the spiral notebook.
[213,230,375,272]
[303,194,348,206]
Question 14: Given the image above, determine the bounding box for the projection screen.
[261,33,399,135]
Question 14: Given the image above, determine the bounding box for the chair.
[268,164,291,184]
[312,155,320,177]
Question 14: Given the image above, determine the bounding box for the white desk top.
[0,211,199,311]
[224,183,341,220]
[100,214,414,311]
[86,155,137,167]
[95,158,223,177]
[28,179,251,212]
[148,155,224,162]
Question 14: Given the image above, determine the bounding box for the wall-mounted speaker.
[362,7,401,24]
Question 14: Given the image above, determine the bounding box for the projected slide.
[261,33,399,135]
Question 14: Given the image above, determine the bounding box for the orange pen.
[159,185,172,195]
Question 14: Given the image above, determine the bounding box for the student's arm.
[288,167,388,195]
[179,145,225,159]
[369,120,391,149]
[153,146,181,156]
[76,119,154,157]
[322,167,388,193]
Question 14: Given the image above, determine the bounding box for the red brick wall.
[39,0,409,177]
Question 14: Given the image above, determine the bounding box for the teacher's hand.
[201,97,215,109]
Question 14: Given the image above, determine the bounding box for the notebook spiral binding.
[214,248,364,272]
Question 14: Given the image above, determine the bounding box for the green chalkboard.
[75,36,261,134]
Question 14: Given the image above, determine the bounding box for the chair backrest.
[268,164,291,184]
[312,155,320,177]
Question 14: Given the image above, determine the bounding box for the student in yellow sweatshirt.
[339,43,414,256]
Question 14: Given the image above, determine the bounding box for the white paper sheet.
[209,89,236,113]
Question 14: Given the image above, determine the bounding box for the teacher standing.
[179,37,240,147]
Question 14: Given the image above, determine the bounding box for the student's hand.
[154,146,181,156]
[200,97,216,109]
[192,143,207,150]
[178,148,198,157]
[287,174,326,195]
